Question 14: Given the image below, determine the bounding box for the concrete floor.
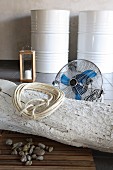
[0,60,113,170]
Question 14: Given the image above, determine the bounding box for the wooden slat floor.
[0,130,96,170]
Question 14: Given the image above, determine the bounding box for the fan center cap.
[70,78,77,86]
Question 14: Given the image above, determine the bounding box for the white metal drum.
[31,9,70,73]
[77,10,113,73]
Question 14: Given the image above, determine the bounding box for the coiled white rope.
[13,82,65,120]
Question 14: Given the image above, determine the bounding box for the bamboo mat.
[0,130,96,170]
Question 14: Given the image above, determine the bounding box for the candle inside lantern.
[24,70,32,79]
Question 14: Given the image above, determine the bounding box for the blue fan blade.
[73,84,87,94]
[77,70,97,79]
[75,93,81,100]
[72,85,82,100]
[76,84,87,95]
[61,74,70,85]
[85,70,97,78]
[76,70,97,84]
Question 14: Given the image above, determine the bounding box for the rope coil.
[13,82,65,120]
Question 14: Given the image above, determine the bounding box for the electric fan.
[53,59,103,102]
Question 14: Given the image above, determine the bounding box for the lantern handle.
[22,45,32,51]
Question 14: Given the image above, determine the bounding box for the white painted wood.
[0,79,113,153]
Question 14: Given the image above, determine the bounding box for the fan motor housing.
[70,78,77,86]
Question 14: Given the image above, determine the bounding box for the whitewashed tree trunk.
[0,79,113,153]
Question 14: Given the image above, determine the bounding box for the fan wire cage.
[53,59,103,102]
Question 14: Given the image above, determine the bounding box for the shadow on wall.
[0,16,31,60]
[69,14,78,61]
[15,16,31,51]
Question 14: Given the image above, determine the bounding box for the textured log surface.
[1,79,113,153]
[0,130,95,170]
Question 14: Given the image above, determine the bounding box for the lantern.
[19,49,36,82]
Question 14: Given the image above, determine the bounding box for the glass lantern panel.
[22,54,33,79]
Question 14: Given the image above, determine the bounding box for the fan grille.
[54,59,103,102]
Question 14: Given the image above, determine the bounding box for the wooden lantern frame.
[19,50,36,82]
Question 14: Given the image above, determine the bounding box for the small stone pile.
[5,138,54,166]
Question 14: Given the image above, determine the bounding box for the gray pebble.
[45,146,49,151]
[34,148,45,156]
[25,160,32,166]
[12,142,23,150]
[6,139,13,146]
[48,146,54,152]
[24,151,29,155]
[29,145,35,155]
[17,147,22,152]
[11,149,18,155]
[38,143,45,149]
[19,151,24,156]
[36,155,44,161]
[27,155,32,161]
[33,147,40,154]
[21,155,27,162]
[35,146,40,150]
[23,144,30,152]
[32,154,37,159]
[27,143,31,148]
